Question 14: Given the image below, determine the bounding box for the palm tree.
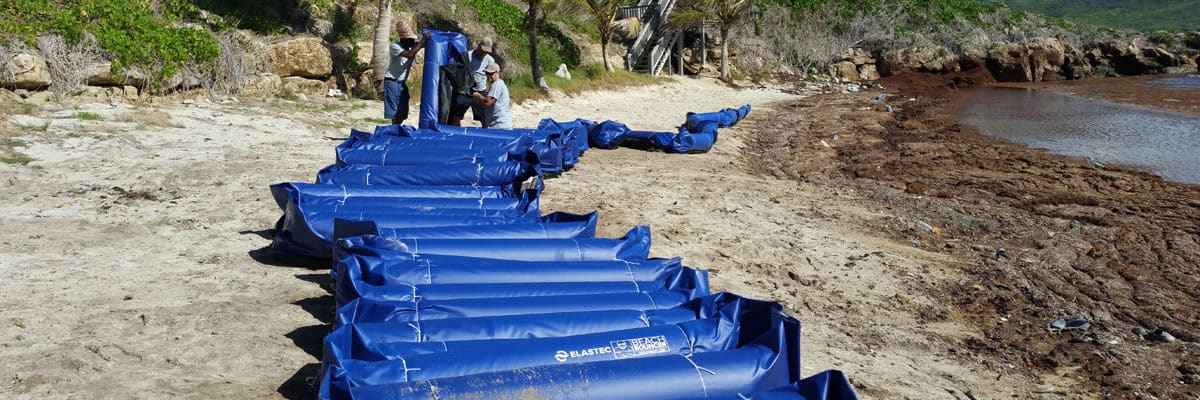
[578,0,624,72]
[669,0,753,80]
[370,0,394,96]
[525,0,551,94]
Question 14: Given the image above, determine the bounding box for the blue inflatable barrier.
[431,124,577,171]
[272,191,541,259]
[335,255,688,288]
[322,314,741,399]
[417,30,468,129]
[271,182,516,207]
[339,225,651,261]
[316,161,537,186]
[538,118,589,154]
[335,291,693,327]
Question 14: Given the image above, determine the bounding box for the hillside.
[997,0,1200,31]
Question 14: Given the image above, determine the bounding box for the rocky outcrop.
[1,53,52,89]
[985,42,1032,82]
[269,36,333,79]
[879,46,959,75]
[85,62,150,87]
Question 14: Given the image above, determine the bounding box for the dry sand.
[1,77,1041,399]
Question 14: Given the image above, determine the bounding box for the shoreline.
[992,73,1200,118]
[741,75,1200,397]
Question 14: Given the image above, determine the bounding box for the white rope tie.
[623,260,642,292]
[424,259,433,285]
[680,353,715,397]
[642,292,659,309]
[638,311,651,327]
[380,150,388,166]
[339,184,349,206]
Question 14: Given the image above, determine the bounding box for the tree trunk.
[720,27,730,80]
[601,36,613,72]
[526,0,550,94]
[370,0,393,96]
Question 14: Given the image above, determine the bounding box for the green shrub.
[0,0,220,90]
[462,0,581,73]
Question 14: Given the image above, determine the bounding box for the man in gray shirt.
[449,37,496,127]
[383,27,429,125]
[472,63,512,129]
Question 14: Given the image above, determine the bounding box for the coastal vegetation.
[998,0,1200,32]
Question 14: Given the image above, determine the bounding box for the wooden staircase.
[621,0,679,76]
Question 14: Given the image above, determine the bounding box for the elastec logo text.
[553,335,670,363]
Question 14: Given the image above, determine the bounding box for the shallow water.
[1150,74,1200,88]
[957,87,1200,185]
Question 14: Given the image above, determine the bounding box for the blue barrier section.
[268,62,852,397]
[417,30,468,129]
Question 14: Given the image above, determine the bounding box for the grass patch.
[116,110,182,128]
[75,112,104,121]
[1,154,33,164]
[1,138,27,147]
[506,63,669,103]
[364,117,390,125]
[1,134,32,164]
[0,101,37,116]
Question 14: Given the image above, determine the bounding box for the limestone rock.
[879,46,958,75]
[2,53,52,90]
[858,64,880,81]
[829,61,859,82]
[270,36,333,79]
[221,30,272,76]
[1025,37,1066,81]
[282,76,328,96]
[85,62,150,87]
[839,48,875,66]
[244,73,283,97]
[986,42,1032,82]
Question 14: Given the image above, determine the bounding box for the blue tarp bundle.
[541,104,751,154]
[268,57,851,398]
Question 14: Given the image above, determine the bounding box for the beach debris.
[873,94,887,101]
[820,139,831,148]
[832,134,840,141]
[1132,326,1148,337]
[995,247,1008,259]
[885,104,894,113]
[555,63,571,80]
[1146,329,1177,342]
[326,88,344,97]
[1048,317,1090,332]
[916,220,934,232]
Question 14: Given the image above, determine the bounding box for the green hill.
[996,0,1200,31]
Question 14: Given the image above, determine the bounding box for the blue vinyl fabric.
[417,30,468,129]
[269,60,851,398]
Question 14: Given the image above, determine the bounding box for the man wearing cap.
[383,24,431,125]
[471,62,512,129]
[449,37,497,128]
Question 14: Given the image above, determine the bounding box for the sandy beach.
[1,75,1196,399]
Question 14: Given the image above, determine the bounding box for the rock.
[1183,374,1200,385]
[858,64,880,81]
[1025,37,1066,81]
[1146,329,1176,342]
[0,88,20,103]
[829,61,859,82]
[269,36,333,79]
[220,30,272,76]
[839,48,875,65]
[243,73,283,97]
[23,91,53,106]
[123,86,139,102]
[879,46,958,75]
[282,76,329,96]
[355,40,374,68]
[2,53,52,90]
[986,42,1032,82]
[84,62,151,88]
